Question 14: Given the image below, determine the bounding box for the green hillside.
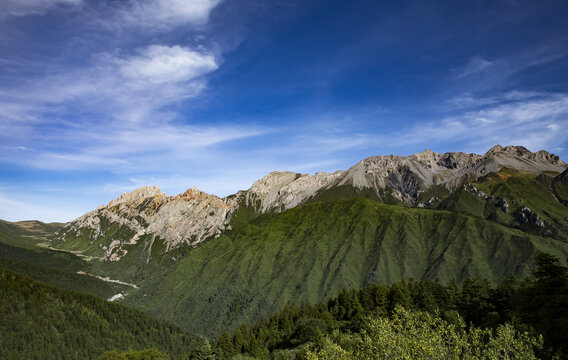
[0,226,130,299]
[0,219,65,249]
[0,269,195,360]
[438,168,568,240]
[553,169,568,205]
[121,197,568,336]
[207,251,568,359]
[48,213,141,260]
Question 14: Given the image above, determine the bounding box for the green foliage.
[0,219,64,249]
[306,306,543,360]
[0,223,129,298]
[0,269,195,360]
[97,349,169,360]
[513,253,568,358]
[306,184,381,204]
[210,255,568,359]
[189,339,216,360]
[552,169,568,205]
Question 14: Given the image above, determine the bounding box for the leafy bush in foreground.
[306,306,543,360]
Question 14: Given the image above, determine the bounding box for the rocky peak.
[484,145,565,165]
[336,145,566,205]
[57,184,236,261]
[411,149,436,163]
[485,145,531,157]
[243,170,344,212]
[249,171,301,197]
[473,145,566,176]
[178,186,211,202]
[436,152,482,169]
[340,150,481,193]
[107,185,166,208]
[532,150,564,164]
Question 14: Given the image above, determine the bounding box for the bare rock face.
[331,145,566,205]
[334,150,482,203]
[58,185,236,261]
[146,187,236,251]
[107,185,166,207]
[516,206,545,228]
[241,170,345,212]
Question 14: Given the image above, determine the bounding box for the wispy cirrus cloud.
[17,122,268,171]
[120,0,222,29]
[444,91,546,111]
[0,0,250,176]
[257,91,568,161]
[450,43,568,92]
[0,0,82,18]
[395,92,568,154]
[0,44,219,122]
[454,57,493,79]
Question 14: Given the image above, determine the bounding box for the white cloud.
[445,91,545,111]
[119,0,221,29]
[454,57,493,79]
[271,92,568,160]
[449,43,568,93]
[0,39,266,174]
[0,0,81,18]
[0,44,219,122]
[1,115,267,172]
[118,45,218,86]
[394,92,568,155]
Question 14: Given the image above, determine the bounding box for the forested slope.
[0,270,195,360]
[204,253,568,359]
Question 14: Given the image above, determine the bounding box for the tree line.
[189,252,567,359]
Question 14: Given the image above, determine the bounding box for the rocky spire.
[107,185,166,208]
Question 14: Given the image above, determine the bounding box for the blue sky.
[1,0,567,222]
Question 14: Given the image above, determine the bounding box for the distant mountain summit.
[52,145,566,261]
[335,145,564,204]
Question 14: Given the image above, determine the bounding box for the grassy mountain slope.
[0,219,64,249]
[49,214,140,260]
[0,221,129,299]
[438,168,568,240]
[122,198,568,336]
[553,168,568,205]
[0,269,195,360]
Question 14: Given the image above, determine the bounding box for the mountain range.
[2,144,568,337]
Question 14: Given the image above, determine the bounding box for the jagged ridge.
[52,145,567,260]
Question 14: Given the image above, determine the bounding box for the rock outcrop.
[107,185,166,208]
[240,171,345,212]
[58,185,236,261]
[328,145,566,205]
